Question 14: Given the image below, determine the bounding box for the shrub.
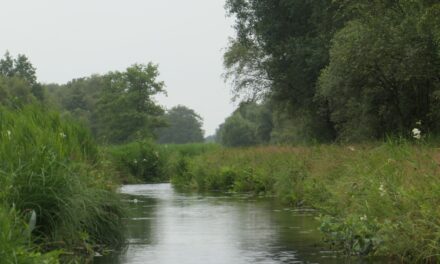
[106,140,167,183]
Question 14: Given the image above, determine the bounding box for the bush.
[106,140,168,183]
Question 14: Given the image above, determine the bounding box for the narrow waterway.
[95,184,382,264]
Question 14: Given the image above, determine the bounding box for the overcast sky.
[0,0,236,136]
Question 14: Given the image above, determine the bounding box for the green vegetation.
[0,105,124,262]
[95,63,166,143]
[160,143,220,186]
[157,105,205,144]
[0,206,61,263]
[42,61,167,144]
[104,140,168,183]
[106,142,220,184]
[223,0,440,144]
[215,3,440,259]
[216,102,272,147]
[1,0,439,262]
[171,142,440,262]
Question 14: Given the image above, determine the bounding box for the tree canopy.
[216,102,272,147]
[223,0,440,143]
[157,105,204,144]
[44,62,167,144]
[0,52,43,107]
[95,63,166,143]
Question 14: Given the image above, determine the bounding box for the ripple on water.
[95,184,388,264]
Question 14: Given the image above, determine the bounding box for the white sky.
[0,0,236,136]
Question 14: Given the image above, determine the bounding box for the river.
[94,184,384,264]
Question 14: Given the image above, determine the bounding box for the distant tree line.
[157,105,204,144]
[220,0,440,145]
[0,51,44,107]
[0,52,205,145]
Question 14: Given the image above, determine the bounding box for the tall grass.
[105,142,220,183]
[104,140,168,183]
[171,142,440,262]
[0,205,61,263]
[0,105,124,262]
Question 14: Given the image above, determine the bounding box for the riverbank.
[96,183,387,264]
[171,142,440,262]
[0,105,124,263]
[105,142,220,184]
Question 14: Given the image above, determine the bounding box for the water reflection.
[95,184,385,264]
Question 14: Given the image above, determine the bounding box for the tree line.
[0,52,205,145]
[219,0,440,145]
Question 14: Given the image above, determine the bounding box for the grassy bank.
[106,142,220,183]
[0,105,124,263]
[171,142,440,262]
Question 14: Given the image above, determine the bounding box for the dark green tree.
[0,52,37,85]
[216,102,272,147]
[318,1,440,140]
[224,0,341,143]
[224,0,440,142]
[158,105,204,144]
[96,63,166,143]
[0,51,42,102]
[0,51,14,77]
[217,114,257,147]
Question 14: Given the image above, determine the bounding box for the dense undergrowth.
[106,142,220,183]
[0,105,124,263]
[171,141,440,262]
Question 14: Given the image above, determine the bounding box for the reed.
[0,105,124,262]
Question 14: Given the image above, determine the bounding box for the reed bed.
[0,105,124,263]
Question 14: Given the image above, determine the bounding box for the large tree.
[224,0,341,143]
[0,52,42,106]
[224,0,440,142]
[216,102,272,147]
[318,1,440,140]
[157,105,204,144]
[96,63,166,143]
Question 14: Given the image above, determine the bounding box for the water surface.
[95,184,382,264]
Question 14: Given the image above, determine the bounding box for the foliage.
[106,142,221,184]
[157,105,204,144]
[161,143,220,187]
[224,0,339,143]
[105,140,168,183]
[0,105,124,260]
[171,142,440,262]
[0,52,45,103]
[0,205,61,264]
[46,75,107,135]
[159,143,220,158]
[95,63,166,143]
[45,63,167,144]
[224,0,440,142]
[216,101,272,147]
[0,51,37,85]
[0,76,38,108]
[318,1,440,141]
